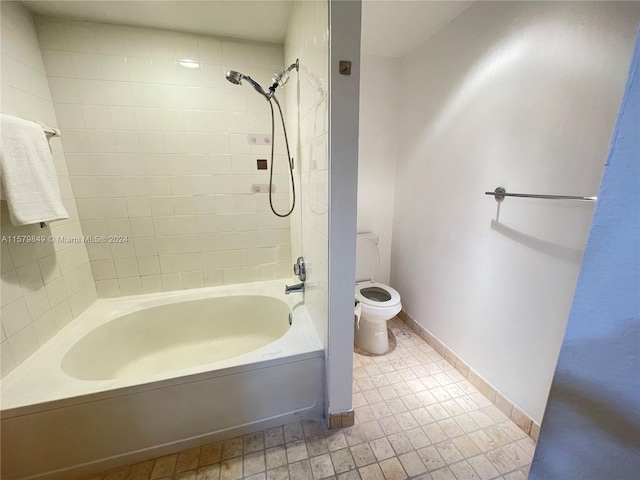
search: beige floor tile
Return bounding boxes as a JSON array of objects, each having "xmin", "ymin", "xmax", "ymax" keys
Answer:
[
  {"xmin": 503, "ymin": 469, "xmax": 528, "ymax": 480},
  {"xmin": 387, "ymin": 432, "xmax": 413, "ymax": 455},
  {"xmin": 244, "ymin": 433, "xmax": 266, "ymax": 454},
  {"xmin": 303, "ymin": 421, "xmax": 324, "ymax": 439},
  {"xmin": 369, "ymin": 402, "xmax": 392, "ymax": 420},
  {"xmin": 350, "ymin": 443, "xmax": 376, "ymax": 467},
  {"xmin": 451, "ymin": 436, "xmax": 481, "ymax": 459},
  {"xmin": 150, "ymin": 454, "xmax": 178, "ymax": 479},
  {"xmin": 286, "ymin": 440, "xmax": 309, "ymax": 463},
  {"xmin": 266, "ymin": 465, "xmax": 290, "ymax": 480},
  {"xmin": 104, "ymin": 467, "xmax": 129, "ymax": 480},
  {"xmin": 467, "ymin": 455, "xmax": 500, "ymax": 480},
  {"xmin": 244, "ymin": 473, "xmax": 266, "ymax": 480},
  {"xmin": 379, "ymin": 457, "xmax": 407, "ymax": 480},
  {"xmin": 378, "ymin": 416, "xmax": 403, "ymax": 436},
  {"xmin": 288, "ymin": 459, "xmax": 313, "ymax": 480},
  {"xmin": 306, "ymin": 437, "xmax": 330, "ymax": 457},
  {"xmin": 468, "ymin": 411, "xmax": 494, "ymax": 429},
  {"xmin": 337, "ymin": 470, "xmax": 361, "ymax": 480},
  {"xmin": 397, "ymin": 451, "xmax": 427, "ymax": 477},
  {"xmin": 358, "ymin": 463, "xmax": 385, "ymax": 480},
  {"xmin": 199, "ymin": 443, "xmax": 222, "ymax": 467},
  {"xmin": 325, "ymin": 431, "xmax": 349, "ymax": 452},
  {"xmin": 176, "ymin": 447, "xmax": 201, "ymax": 473},
  {"xmin": 126, "ymin": 460, "xmax": 154, "ymax": 480},
  {"xmin": 195, "ymin": 463, "xmax": 220, "ymax": 480},
  {"xmin": 438, "ymin": 418, "xmax": 465, "ymax": 439},
  {"xmin": 386, "ymin": 398, "xmax": 407, "ymax": 415},
  {"xmin": 309, "ymin": 454, "xmax": 335, "ymax": 479},
  {"xmin": 453, "ymin": 414, "xmax": 481, "ymax": 434},
  {"xmin": 220, "ymin": 456, "xmax": 242, "ymax": 480},
  {"xmin": 331, "ymin": 449, "xmax": 357, "ymax": 474},
  {"xmin": 344, "ymin": 426, "xmax": 368, "ymax": 446},
  {"xmin": 265, "ymin": 427, "xmax": 286, "ymax": 448},
  {"xmin": 431, "ymin": 467, "xmax": 457, "ymax": 480},
  {"xmin": 221, "ymin": 438, "xmax": 243, "ymax": 460},
  {"xmin": 173, "ymin": 471, "xmax": 197, "ymax": 480},
  {"xmin": 285, "ymin": 423, "xmax": 306, "ymax": 443},
  {"xmin": 266, "ymin": 446, "xmax": 288, "ymax": 470},
  {"xmin": 369, "ymin": 438, "xmax": 395, "ymax": 461},
  {"xmin": 244, "ymin": 451, "xmax": 266, "ymax": 476},
  {"xmin": 359, "ymin": 420, "xmax": 385, "ymax": 441},
  {"xmin": 486, "ymin": 448, "xmax": 517, "ymax": 474},
  {"xmin": 435, "ymin": 441, "xmax": 464, "ymax": 464},
  {"xmin": 405, "ymin": 427, "xmax": 431, "ymax": 449},
  {"xmin": 417, "ymin": 446, "xmax": 446, "ymax": 471},
  {"xmin": 449, "ymin": 460, "xmax": 481, "ymax": 480},
  {"xmin": 423, "ymin": 423, "xmax": 448, "ymax": 444}
]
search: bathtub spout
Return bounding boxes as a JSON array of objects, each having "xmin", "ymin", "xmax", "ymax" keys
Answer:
[{"xmin": 285, "ymin": 282, "xmax": 305, "ymax": 295}]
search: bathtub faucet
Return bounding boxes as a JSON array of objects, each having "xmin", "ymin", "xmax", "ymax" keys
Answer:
[{"xmin": 285, "ymin": 282, "xmax": 305, "ymax": 295}]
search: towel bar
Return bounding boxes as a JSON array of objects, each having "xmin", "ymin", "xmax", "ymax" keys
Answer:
[{"xmin": 485, "ymin": 187, "xmax": 597, "ymax": 202}]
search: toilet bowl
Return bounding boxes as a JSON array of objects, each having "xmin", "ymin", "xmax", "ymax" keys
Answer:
[{"xmin": 355, "ymin": 233, "xmax": 402, "ymax": 355}]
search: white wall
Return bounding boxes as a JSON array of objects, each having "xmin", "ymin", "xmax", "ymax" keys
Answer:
[
  {"xmin": 530, "ymin": 31, "xmax": 640, "ymax": 479},
  {"xmin": 357, "ymin": 53, "xmax": 400, "ymax": 284},
  {"xmin": 0, "ymin": 2, "xmax": 96, "ymax": 378},
  {"xmin": 36, "ymin": 17, "xmax": 293, "ymax": 297},
  {"xmin": 284, "ymin": 1, "xmax": 329, "ymax": 345},
  {"xmin": 391, "ymin": 1, "xmax": 640, "ymax": 422}
]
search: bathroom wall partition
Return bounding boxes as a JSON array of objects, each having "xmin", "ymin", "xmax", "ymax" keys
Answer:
[
  {"xmin": 36, "ymin": 17, "xmax": 295, "ymax": 297},
  {"xmin": 0, "ymin": 2, "xmax": 97, "ymax": 378}
]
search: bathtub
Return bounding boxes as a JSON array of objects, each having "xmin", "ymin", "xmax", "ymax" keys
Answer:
[{"xmin": 0, "ymin": 280, "xmax": 324, "ymax": 480}]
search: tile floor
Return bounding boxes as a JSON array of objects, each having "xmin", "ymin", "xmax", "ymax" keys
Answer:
[{"xmin": 82, "ymin": 319, "xmax": 534, "ymax": 480}]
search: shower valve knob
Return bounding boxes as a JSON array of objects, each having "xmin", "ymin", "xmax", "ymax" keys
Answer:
[{"xmin": 293, "ymin": 257, "xmax": 306, "ymax": 282}]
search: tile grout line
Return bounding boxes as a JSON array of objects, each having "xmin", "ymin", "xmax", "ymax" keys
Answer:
[{"xmin": 397, "ymin": 310, "xmax": 541, "ymax": 442}]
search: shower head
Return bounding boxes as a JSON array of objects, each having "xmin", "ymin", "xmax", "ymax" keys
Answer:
[
  {"xmin": 225, "ymin": 70, "xmax": 268, "ymax": 99},
  {"xmin": 225, "ymin": 70, "xmax": 244, "ymax": 85}
]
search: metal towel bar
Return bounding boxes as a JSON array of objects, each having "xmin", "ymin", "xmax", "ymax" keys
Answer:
[{"xmin": 485, "ymin": 187, "xmax": 597, "ymax": 202}]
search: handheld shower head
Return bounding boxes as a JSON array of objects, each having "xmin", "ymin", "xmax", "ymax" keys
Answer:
[
  {"xmin": 225, "ymin": 70, "xmax": 268, "ymax": 99},
  {"xmin": 225, "ymin": 70, "xmax": 244, "ymax": 85}
]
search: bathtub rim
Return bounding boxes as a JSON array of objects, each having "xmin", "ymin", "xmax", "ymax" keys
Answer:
[{"xmin": 1, "ymin": 279, "xmax": 323, "ymax": 417}]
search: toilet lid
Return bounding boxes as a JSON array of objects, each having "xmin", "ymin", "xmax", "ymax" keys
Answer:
[
  {"xmin": 356, "ymin": 235, "xmax": 380, "ymax": 282},
  {"xmin": 356, "ymin": 281, "xmax": 401, "ymax": 307}
]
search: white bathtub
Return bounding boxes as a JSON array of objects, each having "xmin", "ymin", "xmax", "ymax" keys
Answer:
[{"xmin": 0, "ymin": 280, "xmax": 324, "ymax": 480}]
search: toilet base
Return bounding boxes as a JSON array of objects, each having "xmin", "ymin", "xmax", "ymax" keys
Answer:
[{"xmin": 355, "ymin": 317, "xmax": 389, "ymax": 355}]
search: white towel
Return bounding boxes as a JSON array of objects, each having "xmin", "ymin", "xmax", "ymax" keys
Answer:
[{"xmin": 0, "ymin": 114, "xmax": 69, "ymax": 226}]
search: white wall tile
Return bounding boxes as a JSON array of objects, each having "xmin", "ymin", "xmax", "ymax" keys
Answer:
[
  {"xmin": 37, "ymin": 16, "xmax": 293, "ymax": 301},
  {"xmin": 70, "ymin": 52, "xmax": 102, "ymax": 79},
  {"xmin": 99, "ymin": 55, "xmax": 129, "ymax": 81},
  {"xmin": 65, "ymin": 24, "xmax": 97, "ymax": 53},
  {"xmin": 41, "ymin": 50, "xmax": 74, "ymax": 77},
  {"xmin": 77, "ymin": 79, "xmax": 107, "ymax": 105}
]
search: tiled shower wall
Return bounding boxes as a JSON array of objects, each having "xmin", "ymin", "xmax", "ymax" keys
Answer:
[
  {"xmin": 285, "ymin": 1, "xmax": 329, "ymax": 344},
  {"xmin": 0, "ymin": 3, "xmax": 97, "ymax": 377},
  {"xmin": 36, "ymin": 17, "xmax": 294, "ymax": 297}
]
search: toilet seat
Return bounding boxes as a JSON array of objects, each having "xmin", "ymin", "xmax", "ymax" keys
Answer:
[{"xmin": 356, "ymin": 281, "xmax": 401, "ymax": 308}]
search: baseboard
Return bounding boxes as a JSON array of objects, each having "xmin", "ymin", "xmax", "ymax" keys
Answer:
[
  {"xmin": 398, "ymin": 310, "xmax": 540, "ymax": 442},
  {"xmin": 328, "ymin": 410, "xmax": 355, "ymax": 429}
]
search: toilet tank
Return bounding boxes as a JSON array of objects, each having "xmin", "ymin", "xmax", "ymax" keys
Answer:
[{"xmin": 356, "ymin": 233, "xmax": 380, "ymax": 282}]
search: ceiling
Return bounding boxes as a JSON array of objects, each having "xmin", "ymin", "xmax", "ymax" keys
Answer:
[
  {"xmin": 22, "ymin": 1, "xmax": 294, "ymax": 45},
  {"xmin": 22, "ymin": 1, "xmax": 473, "ymax": 56},
  {"xmin": 361, "ymin": 1, "xmax": 474, "ymax": 58}
]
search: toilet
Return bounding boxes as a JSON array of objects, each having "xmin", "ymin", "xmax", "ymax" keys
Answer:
[{"xmin": 355, "ymin": 233, "xmax": 402, "ymax": 355}]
